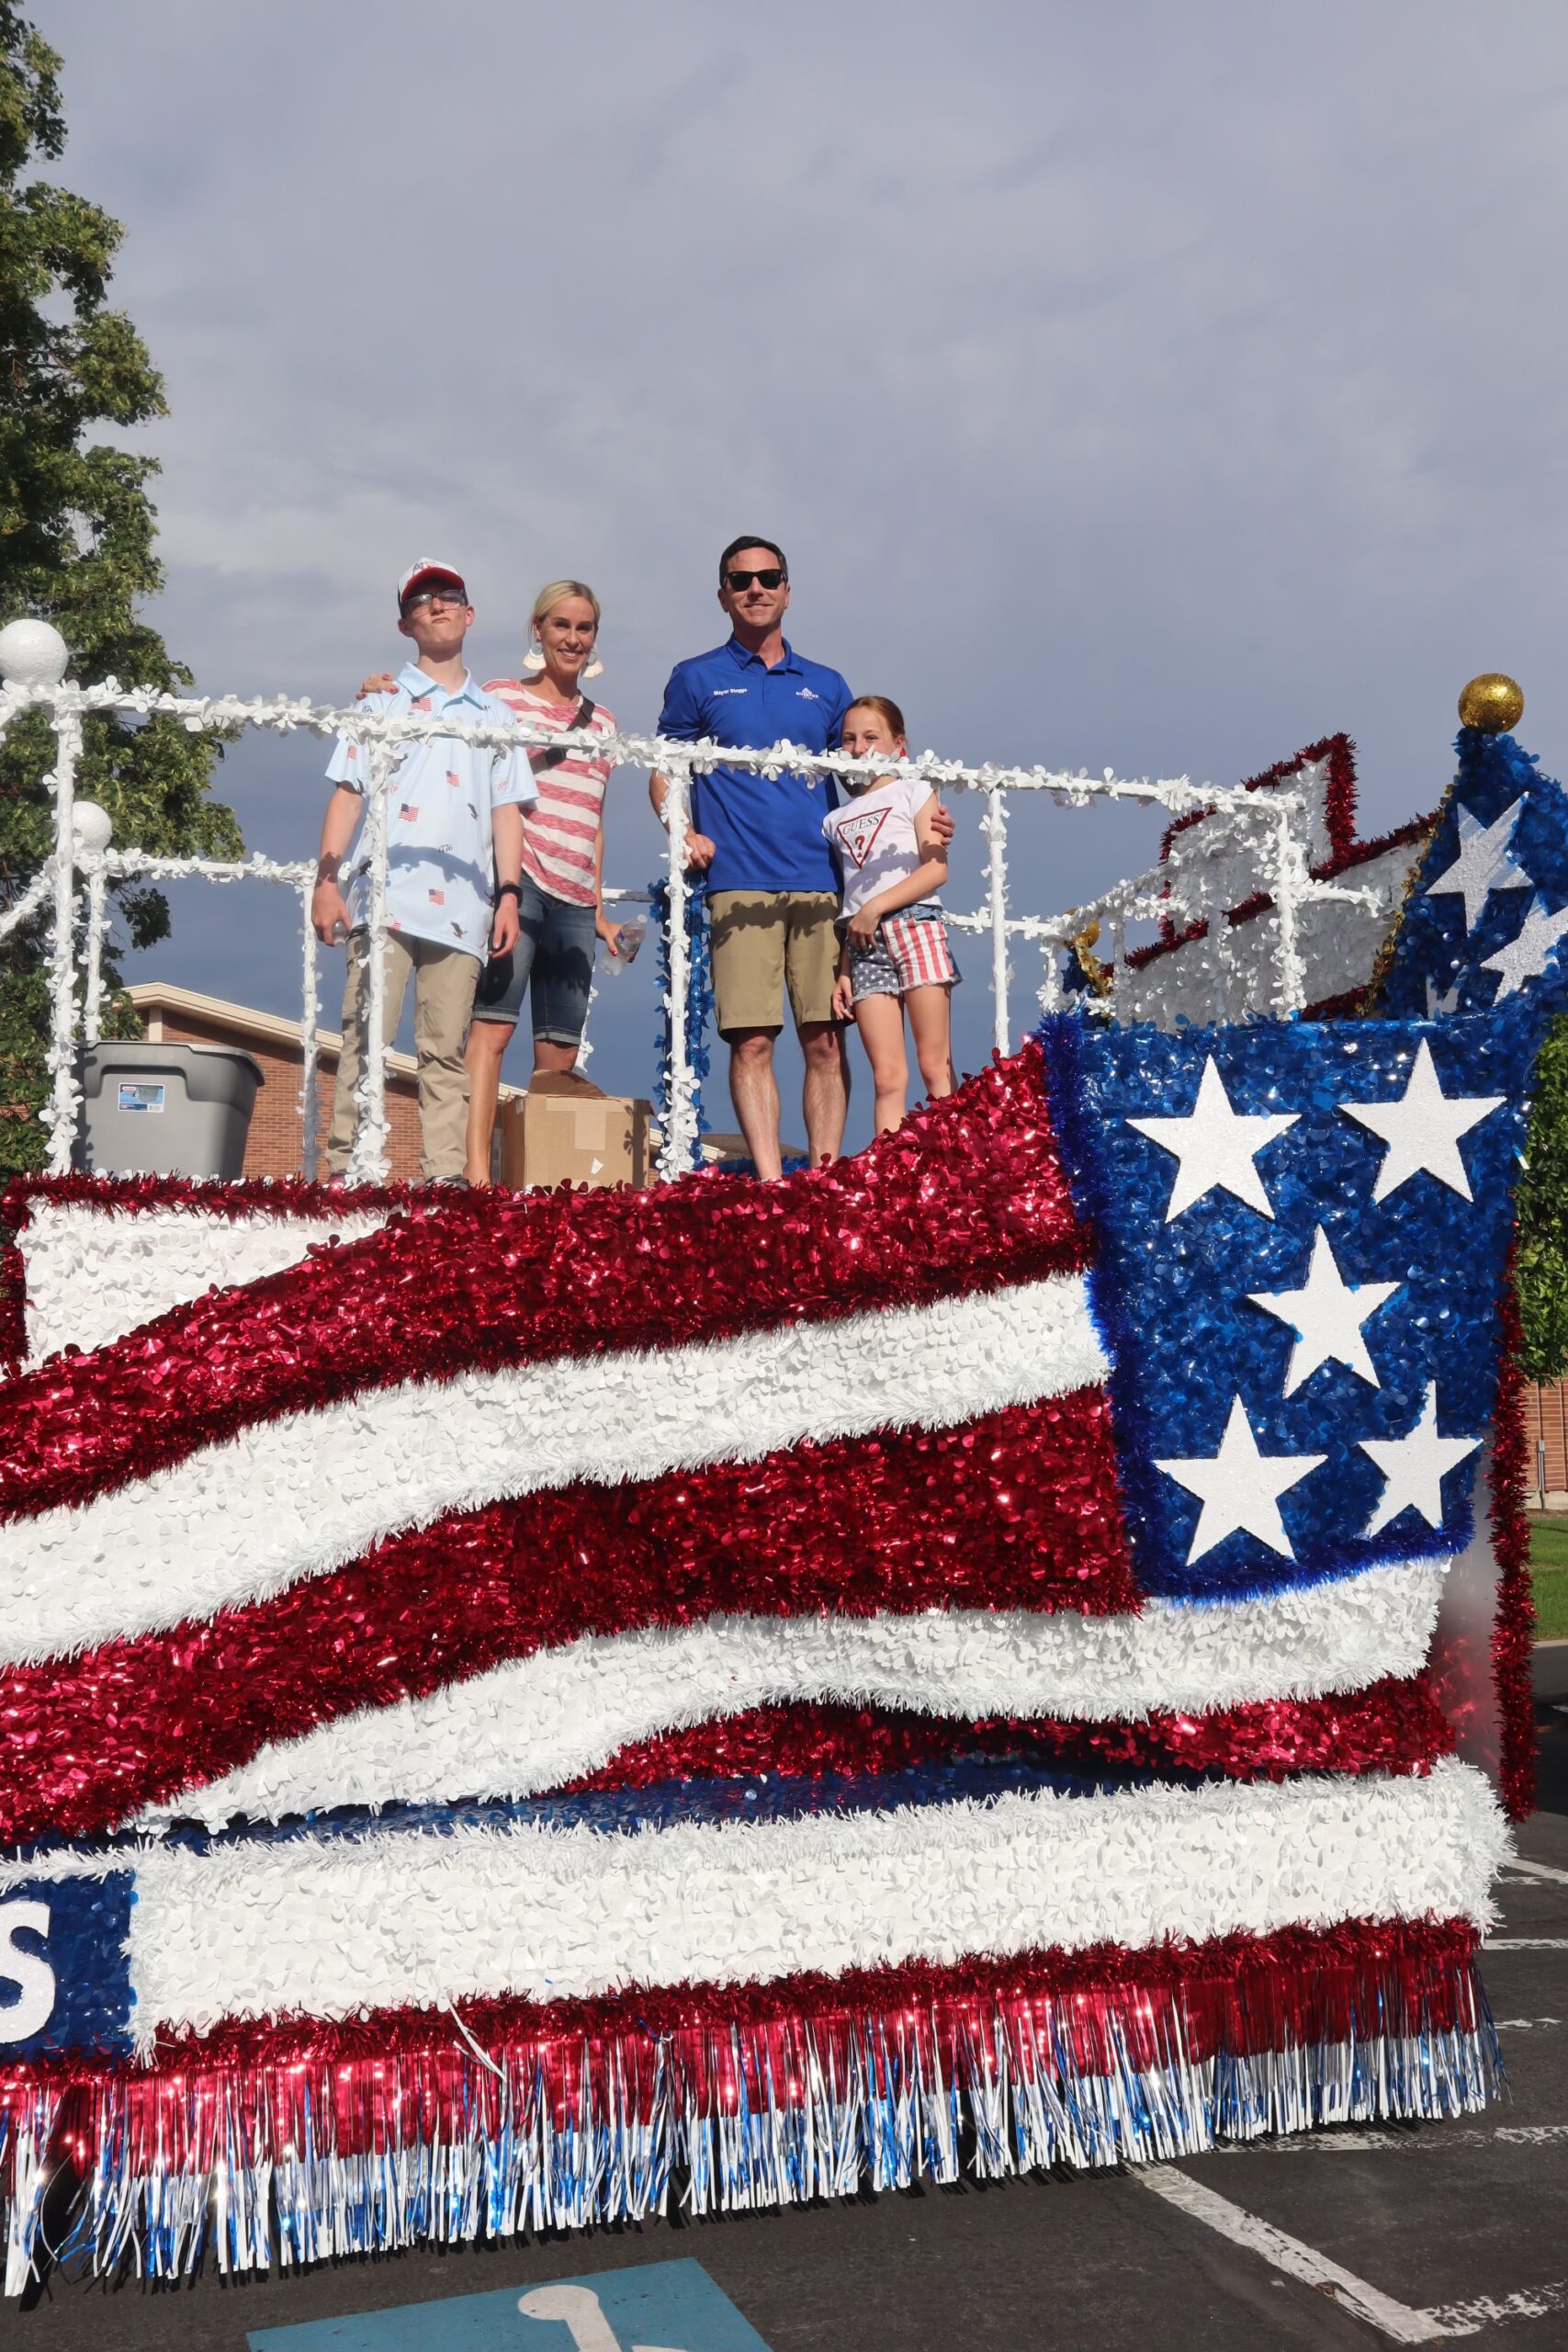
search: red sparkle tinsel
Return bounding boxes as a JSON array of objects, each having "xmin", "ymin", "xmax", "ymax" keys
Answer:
[
  {"xmin": 0, "ymin": 1917, "xmax": 1489, "ymax": 2159},
  {"xmin": 0, "ymin": 1387, "xmax": 1136, "ymax": 1842},
  {"xmin": 562, "ymin": 1679, "xmax": 1454, "ymax": 1794},
  {"xmin": 1491, "ymin": 1269, "xmax": 1537, "ymax": 1820},
  {"xmin": 0, "ymin": 1044, "xmax": 1085, "ymax": 1523}
]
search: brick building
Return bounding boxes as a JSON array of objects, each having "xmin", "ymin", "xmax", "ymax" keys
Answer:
[
  {"xmin": 128, "ymin": 982, "xmax": 525, "ymax": 1184},
  {"xmin": 1522, "ymin": 1378, "xmax": 1568, "ymax": 1511}
]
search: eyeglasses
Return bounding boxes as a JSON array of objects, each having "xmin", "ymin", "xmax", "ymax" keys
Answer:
[
  {"xmin": 723, "ymin": 567, "xmax": 785, "ymax": 592},
  {"xmin": 401, "ymin": 585, "xmax": 468, "ymax": 614}
]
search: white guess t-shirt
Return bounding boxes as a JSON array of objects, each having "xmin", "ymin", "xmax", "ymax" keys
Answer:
[{"xmin": 822, "ymin": 775, "xmax": 941, "ymax": 922}]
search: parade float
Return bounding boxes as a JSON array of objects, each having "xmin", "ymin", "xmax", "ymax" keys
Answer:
[{"xmin": 0, "ymin": 630, "xmax": 1555, "ymax": 2288}]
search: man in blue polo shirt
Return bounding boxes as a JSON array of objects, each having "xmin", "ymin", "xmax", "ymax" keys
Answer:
[{"xmin": 650, "ymin": 537, "xmax": 853, "ymax": 1178}]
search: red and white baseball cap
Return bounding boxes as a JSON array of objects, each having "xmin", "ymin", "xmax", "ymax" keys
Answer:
[{"xmin": 397, "ymin": 559, "xmax": 468, "ymax": 612}]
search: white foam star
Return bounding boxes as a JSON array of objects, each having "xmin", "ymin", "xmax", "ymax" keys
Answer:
[
  {"xmin": 1424, "ymin": 973, "xmax": 1462, "ymax": 1017},
  {"xmin": 1425, "ymin": 798, "xmax": 1530, "ymax": 933},
  {"xmin": 1480, "ymin": 894, "xmax": 1568, "ymax": 1001},
  {"xmin": 1359, "ymin": 1382, "xmax": 1481, "ymax": 1536},
  {"xmin": 1248, "ymin": 1227, "xmax": 1399, "ymax": 1396},
  {"xmin": 1338, "ymin": 1038, "xmax": 1504, "ymax": 1203},
  {"xmin": 1126, "ymin": 1057, "xmax": 1298, "ymax": 1223},
  {"xmin": 1156, "ymin": 1396, "xmax": 1326, "ymax": 1563}
]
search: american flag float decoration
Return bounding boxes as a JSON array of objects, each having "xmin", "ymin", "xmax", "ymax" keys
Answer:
[{"xmin": 0, "ymin": 716, "xmax": 1562, "ymax": 2288}]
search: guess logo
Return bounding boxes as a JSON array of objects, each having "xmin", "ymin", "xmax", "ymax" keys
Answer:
[{"xmin": 834, "ymin": 806, "xmax": 890, "ymax": 868}]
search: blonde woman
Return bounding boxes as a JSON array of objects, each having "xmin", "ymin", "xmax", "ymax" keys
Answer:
[{"xmin": 357, "ymin": 579, "xmax": 621, "ymax": 1185}]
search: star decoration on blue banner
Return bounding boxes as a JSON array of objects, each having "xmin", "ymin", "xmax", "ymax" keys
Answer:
[
  {"xmin": 1042, "ymin": 1002, "xmax": 1540, "ymax": 1600},
  {"xmin": 1382, "ymin": 726, "xmax": 1568, "ymax": 1019}
]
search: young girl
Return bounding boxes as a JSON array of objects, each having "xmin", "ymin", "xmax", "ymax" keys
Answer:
[{"xmin": 822, "ymin": 696, "xmax": 958, "ymax": 1135}]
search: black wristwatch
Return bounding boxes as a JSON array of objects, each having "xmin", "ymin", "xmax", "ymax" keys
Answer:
[{"xmin": 496, "ymin": 881, "xmax": 521, "ymax": 902}]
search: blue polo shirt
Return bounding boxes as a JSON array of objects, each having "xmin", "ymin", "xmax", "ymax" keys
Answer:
[{"xmin": 657, "ymin": 637, "xmax": 852, "ymax": 894}]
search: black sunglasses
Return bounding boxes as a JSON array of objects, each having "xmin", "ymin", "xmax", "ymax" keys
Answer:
[{"xmin": 724, "ymin": 567, "xmax": 785, "ymax": 592}]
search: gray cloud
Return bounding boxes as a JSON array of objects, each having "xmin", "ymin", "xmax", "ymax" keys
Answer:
[{"xmin": 40, "ymin": 0, "xmax": 1568, "ymax": 1120}]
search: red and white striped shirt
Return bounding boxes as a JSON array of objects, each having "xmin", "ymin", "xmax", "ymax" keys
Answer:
[{"xmin": 483, "ymin": 679, "xmax": 615, "ymax": 909}]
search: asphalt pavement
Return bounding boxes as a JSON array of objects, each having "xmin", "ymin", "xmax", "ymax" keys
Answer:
[{"xmin": 13, "ymin": 1713, "xmax": 1568, "ymax": 2350}]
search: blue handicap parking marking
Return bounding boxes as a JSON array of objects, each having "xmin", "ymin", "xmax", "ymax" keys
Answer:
[{"xmin": 246, "ymin": 2255, "xmax": 773, "ymax": 2351}]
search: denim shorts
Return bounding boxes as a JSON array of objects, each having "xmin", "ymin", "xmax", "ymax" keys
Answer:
[
  {"xmin": 845, "ymin": 899, "xmax": 961, "ymax": 1005},
  {"xmin": 470, "ymin": 877, "xmax": 598, "ymax": 1046}
]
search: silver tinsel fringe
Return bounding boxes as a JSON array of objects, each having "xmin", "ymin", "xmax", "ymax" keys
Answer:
[{"xmin": 2, "ymin": 2005, "xmax": 1502, "ymax": 2290}]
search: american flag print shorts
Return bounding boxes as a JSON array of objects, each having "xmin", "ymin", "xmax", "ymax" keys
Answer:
[{"xmin": 847, "ymin": 899, "xmax": 961, "ymax": 1003}]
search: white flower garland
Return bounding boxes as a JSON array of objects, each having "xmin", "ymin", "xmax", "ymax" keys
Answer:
[
  {"xmin": 15, "ymin": 1203, "xmax": 388, "ymax": 1365},
  {"xmin": 141, "ymin": 1562, "xmax": 1449, "ymax": 1830},
  {"xmin": 0, "ymin": 1758, "xmax": 1503, "ymax": 2046},
  {"xmin": 4, "ymin": 670, "xmax": 1364, "ymax": 1172}
]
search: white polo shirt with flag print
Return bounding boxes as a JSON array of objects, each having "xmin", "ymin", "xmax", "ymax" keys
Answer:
[{"xmin": 326, "ymin": 664, "xmax": 536, "ymax": 959}]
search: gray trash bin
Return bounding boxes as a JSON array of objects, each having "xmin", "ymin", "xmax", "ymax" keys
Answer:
[{"xmin": 73, "ymin": 1041, "xmax": 265, "ymax": 1180}]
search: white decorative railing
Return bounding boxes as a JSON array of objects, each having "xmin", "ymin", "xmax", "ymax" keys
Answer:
[{"xmin": 0, "ymin": 625, "xmax": 1404, "ymax": 1185}]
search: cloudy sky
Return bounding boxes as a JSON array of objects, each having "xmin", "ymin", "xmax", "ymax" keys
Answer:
[{"xmin": 43, "ymin": 0, "xmax": 1568, "ymax": 1130}]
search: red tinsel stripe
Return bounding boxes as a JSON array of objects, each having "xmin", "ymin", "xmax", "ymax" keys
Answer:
[
  {"xmin": 560, "ymin": 1678, "xmax": 1455, "ymax": 1793},
  {"xmin": 1491, "ymin": 1272, "xmax": 1537, "ymax": 1820},
  {"xmin": 0, "ymin": 1044, "xmax": 1089, "ymax": 1524},
  {"xmin": 0, "ymin": 1388, "xmax": 1134, "ymax": 1842},
  {"xmin": 0, "ymin": 1919, "xmax": 1486, "ymax": 2154},
  {"xmin": 0, "ymin": 1234, "xmax": 22, "ymax": 1379}
]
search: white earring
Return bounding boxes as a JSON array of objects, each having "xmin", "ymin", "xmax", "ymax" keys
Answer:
[
  {"xmin": 582, "ymin": 654, "xmax": 604, "ymax": 679},
  {"xmin": 521, "ymin": 639, "xmax": 546, "ymax": 673}
]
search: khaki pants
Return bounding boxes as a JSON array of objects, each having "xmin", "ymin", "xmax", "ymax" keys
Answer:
[
  {"xmin": 707, "ymin": 891, "xmax": 840, "ymax": 1035},
  {"xmin": 327, "ymin": 931, "xmax": 479, "ymax": 1181}
]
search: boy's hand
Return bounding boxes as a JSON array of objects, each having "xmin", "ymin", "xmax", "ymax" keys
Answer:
[
  {"xmin": 311, "ymin": 879, "xmax": 352, "ymax": 945},
  {"xmin": 928, "ymin": 801, "xmax": 955, "ymax": 846},
  {"xmin": 491, "ymin": 896, "xmax": 522, "ymax": 957},
  {"xmin": 356, "ymin": 673, "xmax": 397, "ymax": 700},
  {"xmin": 831, "ymin": 973, "xmax": 854, "ymax": 1022},
  {"xmin": 682, "ymin": 829, "xmax": 716, "ymax": 872}
]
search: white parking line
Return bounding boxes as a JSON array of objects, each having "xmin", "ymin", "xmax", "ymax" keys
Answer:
[
  {"xmin": 1483, "ymin": 1938, "xmax": 1568, "ymax": 1950},
  {"xmin": 1205, "ymin": 2120, "xmax": 1568, "ymax": 2158},
  {"xmin": 1426, "ymin": 2282, "xmax": 1568, "ymax": 2333},
  {"xmin": 1495, "ymin": 2016, "xmax": 1562, "ymax": 2030},
  {"xmin": 1133, "ymin": 2165, "xmax": 1470, "ymax": 2339},
  {"xmin": 1500, "ymin": 1859, "xmax": 1568, "ymax": 1886}
]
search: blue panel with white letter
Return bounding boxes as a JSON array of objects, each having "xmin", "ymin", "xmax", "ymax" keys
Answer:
[
  {"xmin": 248, "ymin": 2256, "xmax": 773, "ymax": 2349},
  {"xmin": 0, "ymin": 1874, "xmax": 134, "ymax": 2056}
]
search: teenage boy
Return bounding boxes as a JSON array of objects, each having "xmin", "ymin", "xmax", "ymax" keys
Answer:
[
  {"xmin": 649, "ymin": 537, "xmax": 854, "ymax": 1179},
  {"xmin": 312, "ymin": 560, "xmax": 534, "ymax": 1182}
]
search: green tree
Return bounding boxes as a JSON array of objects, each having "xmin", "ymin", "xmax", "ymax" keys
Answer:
[
  {"xmin": 0, "ymin": 4, "xmax": 240, "ymax": 1172},
  {"xmin": 1517, "ymin": 1016, "xmax": 1568, "ymax": 1384}
]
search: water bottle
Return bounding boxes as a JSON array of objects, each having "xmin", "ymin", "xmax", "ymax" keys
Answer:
[{"xmin": 602, "ymin": 915, "xmax": 646, "ymax": 976}]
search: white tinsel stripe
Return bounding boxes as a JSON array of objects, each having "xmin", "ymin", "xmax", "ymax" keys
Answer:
[
  {"xmin": 0, "ymin": 1274, "xmax": 1107, "ymax": 1665},
  {"xmin": 28, "ymin": 1759, "xmax": 1501, "ymax": 2045},
  {"xmin": 140, "ymin": 1562, "xmax": 1449, "ymax": 1828},
  {"xmin": 14, "ymin": 1204, "xmax": 388, "ymax": 1367}
]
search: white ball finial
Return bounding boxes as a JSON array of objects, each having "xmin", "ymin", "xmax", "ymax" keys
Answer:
[
  {"xmin": 72, "ymin": 801, "xmax": 113, "ymax": 856},
  {"xmin": 0, "ymin": 618, "xmax": 69, "ymax": 688}
]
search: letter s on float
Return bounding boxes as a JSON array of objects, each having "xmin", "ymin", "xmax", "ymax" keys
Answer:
[{"xmin": 0, "ymin": 1902, "xmax": 55, "ymax": 2041}]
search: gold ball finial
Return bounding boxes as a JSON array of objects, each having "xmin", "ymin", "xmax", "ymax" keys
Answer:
[{"xmin": 1458, "ymin": 673, "xmax": 1524, "ymax": 734}]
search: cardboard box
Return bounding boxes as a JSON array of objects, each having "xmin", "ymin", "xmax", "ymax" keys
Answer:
[{"xmin": 498, "ymin": 1070, "xmax": 651, "ymax": 1190}]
